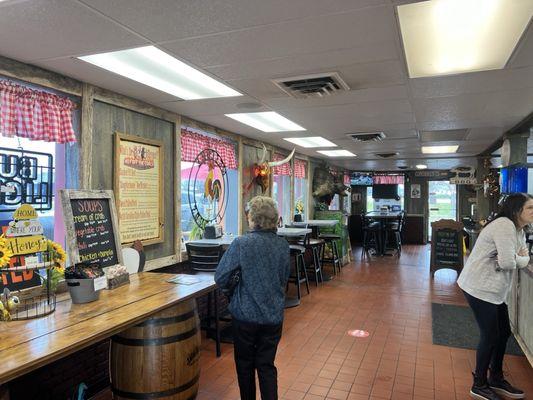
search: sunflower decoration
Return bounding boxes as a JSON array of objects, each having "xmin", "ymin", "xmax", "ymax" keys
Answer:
[
  {"xmin": 0, "ymin": 235, "xmax": 13, "ymax": 269},
  {"xmin": 45, "ymin": 240, "xmax": 67, "ymax": 268}
]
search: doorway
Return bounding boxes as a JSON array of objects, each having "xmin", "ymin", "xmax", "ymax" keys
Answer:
[{"xmin": 428, "ymin": 181, "xmax": 457, "ymax": 239}]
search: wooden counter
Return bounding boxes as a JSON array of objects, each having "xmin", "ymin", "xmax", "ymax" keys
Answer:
[{"xmin": 0, "ymin": 272, "xmax": 216, "ymax": 385}]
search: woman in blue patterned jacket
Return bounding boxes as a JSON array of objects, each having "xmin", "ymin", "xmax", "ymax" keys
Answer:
[{"xmin": 215, "ymin": 196, "xmax": 290, "ymax": 400}]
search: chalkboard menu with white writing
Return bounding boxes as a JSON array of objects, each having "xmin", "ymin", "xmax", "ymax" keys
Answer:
[
  {"xmin": 60, "ymin": 190, "xmax": 123, "ymax": 268},
  {"xmin": 430, "ymin": 219, "xmax": 464, "ymax": 277}
]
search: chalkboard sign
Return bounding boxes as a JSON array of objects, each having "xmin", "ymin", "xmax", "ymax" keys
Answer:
[
  {"xmin": 430, "ymin": 219, "xmax": 464, "ymax": 277},
  {"xmin": 60, "ymin": 190, "xmax": 123, "ymax": 268}
]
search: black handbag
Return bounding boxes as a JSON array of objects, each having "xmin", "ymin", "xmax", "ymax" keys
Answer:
[{"xmin": 221, "ymin": 268, "xmax": 241, "ymax": 298}]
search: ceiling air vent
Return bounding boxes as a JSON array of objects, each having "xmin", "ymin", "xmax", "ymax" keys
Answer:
[
  {"xmin": 375, "ymin": 152, "xmax": 399, "ymax": 158},
  {"xmin": 347, "ymin": 132, "xmax": 386, "ymax": 142},
  {"xmin": 272, "ymin": 72, "xmax": 349, "ymax": 98}
]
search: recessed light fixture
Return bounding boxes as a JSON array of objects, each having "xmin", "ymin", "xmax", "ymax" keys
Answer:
[
  {"xmin": 317, "ymin": 150, "xmax": 356, "ymax": 157},
  {"xmin": 416, "ymin": 164, "xmax": 428, "ymax": 169},
  {"xmin": 421, "ymin": 145, "xmax": 459, "ymax": 154},
  {"xmin": 78, "ymin": 46, "xmax": 242, "ymax": 100},
  {"xmin": 225, "ymin": 112, "xmax": 306, "ymax": 132},
  {"xmin": 397, "ymin": 0, "xmax": 533, "ymax": 78},
  {"xmin": 283, "ymin": 136, "xmax": 337, "ymax": 148}
]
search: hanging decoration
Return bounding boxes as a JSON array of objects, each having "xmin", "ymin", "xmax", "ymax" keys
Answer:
[
  {"xmin": 188, "ymin": 149, "xmax": 229, "ymax": 229},
  {"xmin": 312, "ymin": 165, "xmax": 351, "ymax": 206},
  {"xmin": 244, "ymin": 144, "xmax": 295, "ymax": 194},
  {"xmin": 482, "ymin": 158, "xmax": 500, "ymax": 198},
  {"xmin": 0, "ymin": 80, "xmax": 77, "ymax": 143},
  {"xmin": 0, "ymin": 146, "xmax": 54, "ymax": 212}
]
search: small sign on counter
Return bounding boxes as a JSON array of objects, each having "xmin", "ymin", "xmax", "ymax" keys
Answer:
[{"xmin": 430, "ymin": 219, "xmax": 464, "ymax": 277}]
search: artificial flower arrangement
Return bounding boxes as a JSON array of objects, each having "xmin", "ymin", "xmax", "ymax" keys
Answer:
[
  {"xmin": 41, "ymin": 239, "xmax": 67, "ymax": 292},
  {"xmin": 295, "ymin": 198, "xmax": 305, "ymax": 215}
]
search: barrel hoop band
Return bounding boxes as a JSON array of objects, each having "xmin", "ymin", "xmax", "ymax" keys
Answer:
[
  {"xmin": 112, "ymin": 326, "xmax": 198, "ymax": 346},
  {"xmin": 111, "ymin": 374, "xmax": 199, "ymax": 399},
  {"xmin": 136, "ymin": 310, "xmax": 196, "ymax": 327}
]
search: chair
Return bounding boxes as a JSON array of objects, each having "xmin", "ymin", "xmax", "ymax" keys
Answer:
[
  {"xmin": 361, "ymin": 214, "xmax": 382, "ymax": 258},
  {"xmin": 121, "ymin": 247, "xmax": 140, "ymax": 274},
  {"xmin": 384, "ymin": 212, "xmax": 405, "ymax": 256},
  {"xmin": 298, "ymin": 230, "xmax": 324, "ymax": 286},
  {"xmin": 185, "ymin": 243, "xmax": 224, "ymax": 272},
  {"xmin": 287, "ymin": 245, "xmax": 309, "ymax": 299},
  {"xmin": 185, "ymin": 243, "xmax": 224, "ymax": 357}
]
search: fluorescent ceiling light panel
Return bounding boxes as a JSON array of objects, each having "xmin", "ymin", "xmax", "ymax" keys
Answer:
[
  {"xmin": 416, "ymin": 164, "xmax": 428, "ymax": 169},
  {"xmin": 78, "ymin": 46, "xmax": 241, "ymax": 100},
  {"xmin": 397, "ymin": 0, "xmax": 533, "ymax": 78},
  {"xmin": 421, "ymin": 145, "xmax": 459, "ymax": 154},
  {"xmin": 283, "ymin": 136, "xmax": 337, "ymax": 148},
  {"xmin": 317, "ymin": 150, "xmax": 356, "ymax": 157},
  {"xmin": 225, "ymin": 112, "xmax": 305, "ymax": 132}
]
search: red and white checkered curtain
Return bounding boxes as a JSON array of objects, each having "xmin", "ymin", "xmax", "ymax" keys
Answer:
[
  {"xmin": 180, "ymin": 128, "xmax": 238, "ymax": 169},
  {"xmin": 271, "ymin": 153, "xmax": 292, "ymax": 176},
  {"xmin": 294, "ymin": 159, "xmax": 307, "ymax": 179},
  {"xmin": 0, "ymin": 80, "xmax": 77, "ymax": 143},
  {"xmin": 373, "ymin": 174, "xmax": 404, "ymax": 184}
]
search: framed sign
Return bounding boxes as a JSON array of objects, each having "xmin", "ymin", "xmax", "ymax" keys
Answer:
[
  {"xmin": 430, "ymin": 219, "xmax": 464, "ymax": 277},
  {"xmin": 410, "ymin": 184, "xmax": 421, "ymax": 199},
  {"xmin": 60, "ymin": 189, "xmax": 123, "ymax": 268},
  {"xmin": 114, "ymin": 132, "xmax": 164, "ymax": 245}
]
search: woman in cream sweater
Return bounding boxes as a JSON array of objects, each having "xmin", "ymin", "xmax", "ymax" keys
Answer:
[{"xmin": 458, "ymin": 193, "xmax": 533, "ymax": 400}]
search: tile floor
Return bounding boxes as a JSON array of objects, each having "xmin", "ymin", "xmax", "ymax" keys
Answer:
[{"xmin": 196, "ymin": 245, "xmax": 533, "ymax": 400}]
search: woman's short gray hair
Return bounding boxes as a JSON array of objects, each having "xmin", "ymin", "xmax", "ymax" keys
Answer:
[{"xmin": 247, "ymin": 196, "xmax": 279, "ymax": 230}]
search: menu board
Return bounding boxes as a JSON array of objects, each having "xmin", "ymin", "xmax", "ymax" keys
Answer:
[
  {"xmin": 114, "ymin": 132, "xmax": 163, "ymax": 245},
  {"xmin": 430, "ymin": 220, "xmax": 464, "ymax": 276},
  {"xmin": 60, "ymin": 190, "xmax": 123, "ymax": 268}
]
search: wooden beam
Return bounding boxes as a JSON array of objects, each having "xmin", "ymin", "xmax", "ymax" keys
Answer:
[
  {"xmin": 0, "ymin": 55, "xmax": 82, "ymax": 96},
  {"xmin": 92, "ymin": 86, "xmax": 178, "ymax": 123},
  {"xmin": 238, "ymin": 136, "xmax": 244, "ymax": 235},
  {"xmin": 174, "ymin": 116, "xmax": 182, "ymax": 260},
  {"xmin": 80, "ymin": 83, "xmax": 94, "ymax": 189}
]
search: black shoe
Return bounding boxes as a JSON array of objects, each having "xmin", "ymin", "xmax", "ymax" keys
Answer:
[
  {"xmin": 488, "ymin": 377, "xmax": 525, "ymax": 399},
  {"xmin": 470, "ymin": 384, "xmax": 503, "ymax": 400}
]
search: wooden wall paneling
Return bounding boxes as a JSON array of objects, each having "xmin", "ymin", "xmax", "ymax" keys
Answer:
[
  {"xmin": 174, "ymin": 117, "xmax": 182, "ymax": 260},
  {"xmin": 92, "ymin": 86, "xmax": 177, "ymax": 123},
  {"xmin": 238, "ymin": 137, "xmax": 244, "ymax": 235},
  {"xmin": 80, "ymin": 83, "xmax": 94, "ymax": 189},
  {"xmin": 516, "ymin": 269, "xmax": 533, "ymax": 366},
  {"xmin": 91, "ymin": 101, "xmax": 176, "ymax": 264},
  {"xmin": 0, "ymin": 55, "xmax": 82, "ymax": 96},
  {"xmin": 290, "ymin": 157, "xmax": 295, "ymax": 220}
]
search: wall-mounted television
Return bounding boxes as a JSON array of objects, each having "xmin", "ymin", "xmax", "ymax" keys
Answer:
[
  {"xmin": 500, "ymin": 164, "xmax": 527, "ymax": 194},
  {"xmin": 351, "ymin": 173, "xmax": 373, "ymax": 186},
  {"xmin": 372, "ymin": 184, "xmax": 398, "ymax": 199}
]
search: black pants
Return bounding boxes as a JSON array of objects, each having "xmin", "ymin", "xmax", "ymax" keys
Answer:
[
  {"xmin": 232, "ymin": 319, "xmax": 283, "ymax": 400},
  {"xmin": 463, "ymin": 291, "xmax": 511, "ymax": 379}
]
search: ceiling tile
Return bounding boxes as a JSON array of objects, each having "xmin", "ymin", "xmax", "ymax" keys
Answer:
[
  {"xmin": 420, "ymin": 129, "xmax": 468, "ymax": 142},
  {"xmin": 0, "ymin": 0, "xmax": 146, "ymax": 62},
  {"xmin": 160, "ymin": 6, "xmax": 397, "ymax": 67},
  {"xmin": 412, "ymin": 94, "xmax": 489, "ymax": 123},
  {"xmin": 82, "ymin": 0, "xmax": 390, "ymax": 43}
]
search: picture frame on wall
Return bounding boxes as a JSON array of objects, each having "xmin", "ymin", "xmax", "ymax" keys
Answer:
[
  {"xmin": 114, "ymin": 132, "xmax": 164, "ymax": 246},
  {"xmin": 410, "ymin": 184, "xmax": 421, "ymax": 199}
]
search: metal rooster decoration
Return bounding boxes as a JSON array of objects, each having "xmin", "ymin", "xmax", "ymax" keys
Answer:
[
  {"xmin": 245, "ymin": 144, "xmax": 295, "ymax": 193},
  {"xmin": 203, "ymin": 160, "xmax": 222, "ymax": 202}
]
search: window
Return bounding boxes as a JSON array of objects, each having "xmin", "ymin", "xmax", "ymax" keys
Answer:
[
  {"xmin": 179, "ymin": 128, "xmax": 238, "ymax": 240},
  {"xmin": 329, "ymin": 194, "xmax": 340, "ymax": 210},
  {"xmin": 294, "ymin": 159, "xmax": 308, "ymax": 220},
  {"xmin": 366, "ymin": 187, "xmax": 374, "ymax": 211},
  {"xmin": 272, "ymin": 174, "xmax": 291, "ymax": 225},
  {"xmin": 0, "ymin": 136, "xmax": 67, "ymax": 245}
]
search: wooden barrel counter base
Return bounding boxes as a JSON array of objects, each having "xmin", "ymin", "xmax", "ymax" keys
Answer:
[{"xmin": 110, "ymin": 299, "xmax": 201, "ymax": 400}]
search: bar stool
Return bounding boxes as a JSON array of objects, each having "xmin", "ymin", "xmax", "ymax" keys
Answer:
[
  {"xmin": 384, "ymin": 212, "xmax": 404, "ymax": 257},
  {"xmin": 298, "ymin": 231, "xmax": 324, "ymax": 286},
  {"xmin": 361, "ymin": 214, "xmax": 382, "ymax": 258},
  {"xmin": 185, "ymin": 243, "xmax": 224, "ymax": 357},
  {"xmin": 287, "ymin": 245, "xmax": 310, "ymax": 299},
  {"xmin": 319, "ymin": 233, "xmax": 341, "ymax": 275}
]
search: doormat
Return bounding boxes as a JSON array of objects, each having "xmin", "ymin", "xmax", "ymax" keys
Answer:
[{"xmin": 431, "ymin": 303, "xmax": 524, "ymax": 356}]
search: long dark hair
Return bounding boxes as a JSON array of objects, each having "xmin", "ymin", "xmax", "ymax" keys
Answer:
[{"xmin": 487, "ymin": 193, "xmax": 533, "ymax": 227}]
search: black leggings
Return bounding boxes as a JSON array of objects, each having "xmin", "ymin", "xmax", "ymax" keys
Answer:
[
  {"xmin": 232, "ymin": 319, "xmax": 283, "ymax": 400},
  {"xmin": 463, "ymin": 291, "xmax": 511, "ymax": 378}
]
